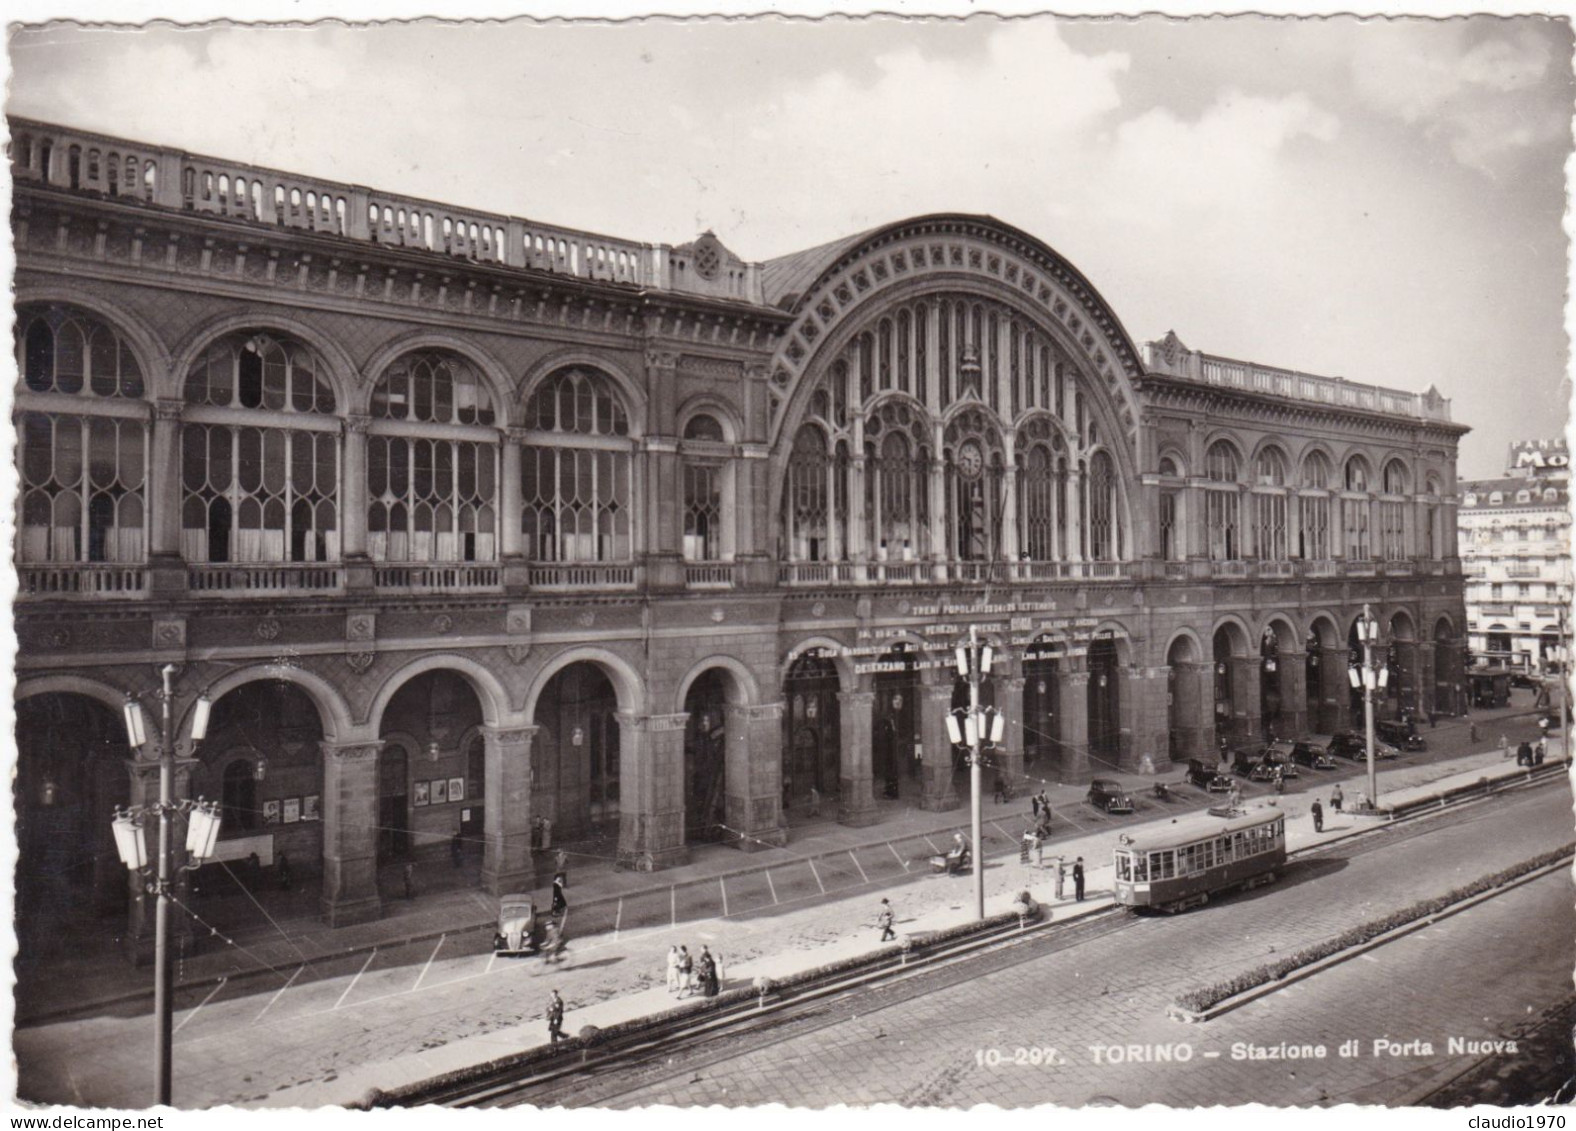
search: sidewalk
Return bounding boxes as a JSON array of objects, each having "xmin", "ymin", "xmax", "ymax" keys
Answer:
[{"xmin": 15, "ymin": 698, "xmax": 1555, "ymax": 1028}]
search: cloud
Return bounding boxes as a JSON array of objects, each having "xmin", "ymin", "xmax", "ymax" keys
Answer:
[{"xmin": 1349, "ymin": 21, "xmax": 1569, "ymax": 173}]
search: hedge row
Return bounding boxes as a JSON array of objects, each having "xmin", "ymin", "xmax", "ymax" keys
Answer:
[
  {"xmin": 364, "ymin": 901, "xmax": 1040, "ymax": 1107},
  {"xmin": 1173, "ymin": 845, "xmax": 1574, "ymax": 1015}
]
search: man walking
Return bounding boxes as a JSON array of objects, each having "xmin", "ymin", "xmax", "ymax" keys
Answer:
[
  {"xmin": 551, "ymin": 871, "xmax": 569, "ymax": 917},
  {"xmin": 1311, "ymin": 798, "xmax": 1324, "ymax": 833},
  {"xmin": 1331, "ymin": 784, "xmax": 1344, "ymax": 813},
  {"xmin": 877, "ymin": 898, "xmax": 896, "ymax": 942},
  {"xmin": 1073, "ymin": 856, "xmax": 1085, "ymax": 902},
  {"xmin": 546, "ymin": 989, "xmax": 566, "ymax": 1045}
]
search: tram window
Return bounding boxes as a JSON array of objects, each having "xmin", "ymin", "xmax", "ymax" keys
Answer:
[
  {"xmin": 1153, "ymin": 850, "xmax": 1175, "ymax": 879},
  {"xmin": 1132, "ymin": 854, "xmax": 1148, "ymax": 881},
  {"xmin": 1116, "ymin": 854, "xmax": 1129, "ymax": 882}
]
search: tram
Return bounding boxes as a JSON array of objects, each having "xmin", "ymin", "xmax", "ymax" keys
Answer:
[{"xmin": 1112, "ymin": 807, "xmax": 1285, "ymax": 914}]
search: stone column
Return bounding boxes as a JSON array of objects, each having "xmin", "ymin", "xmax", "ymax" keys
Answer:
[
  {"xmin": 1066, "ymin": 465, "xmax": 1084, "ymax": 563},
  {"xmin": 918, "ymin": 677, "xmax": 960, "ymax": 811},
  {"xmin": 148, "ymin": 398, "xmax": 188, "ymax": 596},
  {"xmin": 924, "ymin": 298, "xmax": 941, "ymax": 409},
  {"xmin": 1127, "ymin": 666, "xmax": 1169, "ymax": 772},
  {"xmin": 1168, "ymin": 661, "xmax": 1204, "ymax": 763},
  {"xmin": 1277, "ymin": 650, "xmax": 1309, "ymax": 739},
  {"xmin": 849, "ymin": 454, "xmax": 868, "ymax": 581},
  {"xmin": 1059, "ymin": 668, "xmax": 1092, "ymax": 783},
  {"xmin": 1228, "ymin": 656, "xmax": 1262, "ymax": 743},
  {"xmin": 616, "ymin": 712, "xmax": 689, "ymax": 868},
  {"xmin": 1000, "ymin": 435, "xmax": 1020, "ymax": 566},
  {"xmin": 341, "ymin": 414, "xmax": 373, "ymax": 590},
  {"xmin": 836, "ymin": 689, "xmax": 879, "ymax": 826},
  {"xmin": 929, "ymin": 424, "xmax": 948, "ymax": 579},
  {"xmin": 725, "ymin": 701, "xmax": 787, "ymax": 850},
  {"xmin": 997, "ymin": 675, "xmax": 1026, "ymax": 784},
  {"xmin": 1418, "ymin": 642, "xmax": 1438, "ymax": 719},
  {"xmin": 480, "ymin": 725, "xmax": 536, "ymax": 895},
  {"xmin": 1320, "ymin": 645, "xmax": 1355, "ymax": 733},
  {"xmin": 320, "ymin": 740, "xmax": 383, "ymax": 927}
]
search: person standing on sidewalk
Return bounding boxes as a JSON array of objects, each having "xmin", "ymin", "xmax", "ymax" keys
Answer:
[
  {"xmin": 1054, "ymin": 857, "xmax": 1066, "ymax": 901},
  {"xmin": 1331, "ymin": 784, "xmax": 1344, "ymax": 813},
  {"xmin": 1311, "ymin": 798, "xmax": 1324, "ymax": 833},
  {"xmin": 666, "ymin": 945, "xmax": 681, "ymax": 994},
  {"xmin": 551, "ymin": 872, "xmax": 569, "ymax": 918},
  {"xmin": 1073, "ymin": 857, "xmax": 1085, "ymax": 902},
  {"xmin": 546, "ymin": 989, "xmax": 566, "ymax": 1045},
  {"xmin": 1469, "ymin": 721, "xmax": 1479, "ymax": 743},
  {"xmin": 677, "ymin": 945, "xmax": 694, "ymax": 998},
  {"xmin": 877, "ymin": 898, "xmax": 896, "ymax": 941},
  {"xmin": 402, "ymin": 861, "xmax": 416, "ymax": 901}
]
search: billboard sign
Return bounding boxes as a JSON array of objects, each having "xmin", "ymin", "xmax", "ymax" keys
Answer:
[{"xmin": 1508, "ymin": 439, "xmax": 1569, "ymax": 472}]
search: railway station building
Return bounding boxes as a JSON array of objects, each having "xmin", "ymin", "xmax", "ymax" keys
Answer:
[{"xmin": 10, "ymin": 117, "xmax": 1470, "ymax": 950}]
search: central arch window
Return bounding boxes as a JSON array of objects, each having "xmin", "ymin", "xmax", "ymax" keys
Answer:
[
  {"xmin": 865, "ymin": 399, "xmax": 930, "ymax": 561},
  {"xmin": 1017, "ymin": 416, "xmax": 1066, "ymax": 562},
  {"xmin": 1086, "ymin": 450, "xmax": 1120, "ymax": 561},
  {"xmin": 682, "ymin": 413, "xmax": 732, "ymax": 561},
  {"xmin": 1380, "ymin": 458, "xmax": 1409, "ymax": 561},
  {"xmin": 1343, "ymin": 455, "xmax": 1373, "ymax": 559},
  {"xmin": 521, "ymin": 368, "xmax": 632, "ymax": 563},
  {"xmin": 1252, "ymin": 447, "xmax": 1289, "ymax": 561},
  {"xmin": 16, "ymin": 305, "xmax": 148, "ymax": 564},
  {"xmin": 367, "ymin": 350, "xmax": 498, "ymax": 563},
  {"xmin": 181, "ymin": 332, "xmax": 339, "ymax": 563},
  {"xmin": 1298, "ymin": 451, "xmax": 1332, "ymax": 560}
]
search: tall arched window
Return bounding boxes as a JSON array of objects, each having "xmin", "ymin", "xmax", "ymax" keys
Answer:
[
  {"xmin": 866, "ymin": 400, "xmax": 930, "ymax": 561},
  {"xmin": 682, "ymin": 413, "xmax": 731, "ymax": 561},
  {"xmin": 1204, "ymin": 440, "xmax": 1241, "ymax": 561},
  {"xmin": 1380, "ymin": 458, "xmax": 1409, "ymax": 560},
  {"xmin": 1253, "ymin": 447, "xmax": 1289, "ymax": 561},
  {"xmin": 182, "ymin": 332, "xmax": 338, "ymax": 563},
  {"xmin": 1343, "ymin": 455, "xmax": 1373, "ymax": 559},
  {"xmin": 1298, "ymin": 451, "xmax": 1333, "ymax": 560},
  {"xmin": 944, "ymin": 407, "xmax": 1003, "ymax": 562},
  {"xmin": 15, "ymin": 305, "xmax": 148, "ymax": 563},
  {"xmin": 785, "ymin": 424, "xmax": 831, "ymax": 561},
  {"xmin": 1018, "ymin": 416, "xmax": 1063, "ymax": 562},
  {"xmin": 520, "ymin": 368, "xmax": 632, "ymax": 563},
  {"xmin": 1087, "ymin": 450, "xmax": 1119, "ymax": 561},
  {"xmin": 1158, "ymin": 454, "xmax": 1184, "ymax": 561},
  {"xmin": 367, "ymin": 350, "xmax": 497, "ymax": 562}
]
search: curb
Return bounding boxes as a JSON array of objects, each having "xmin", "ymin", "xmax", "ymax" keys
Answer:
[{"xmin": 1166, "ymin": 848, "xmax": 1575, "ymax": 1024}]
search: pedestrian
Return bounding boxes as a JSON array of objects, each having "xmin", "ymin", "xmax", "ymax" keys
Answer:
[
  {"xmin": 1428, "ymin": 711, "xmax": 1437, "ymax": 729},
  {"xmin": 1311, "ymin": 798, "xmax": 1324, "ymax": 833},
  {"xmin": 666, "ymin": 945, "xmax": 681, "ymax": 994},
  {"xmin": 246, "ymin": 851, "xmax": 262, "ymax": 890},
  {"xmin": 877, "ymin": 897, "xmax": 896, "ymax": 942},
  {"xmin": 1038, "ymin": 789, "xmax": 1050, "ymax": 817},
  {"xmin": 1273, "ymin": 768, "xmax": 1285, "ymax": 795},
  {"xmin": 677, "ymin": 945, "xmax": 694, "ymax": 997},
  {"xmin": 1536, "ymin": 737, "xmax": 1548, "ymax": 765},
  {"xmin": 1499, "ymin": 733, "xmax": 1510, "ymax": 759},
  {"xmin": 554, "ymin": 848, "xmax": 569, "ymax": 884},
  {"xmin": 1517, "ymin": 740, "xmax": 1533, "ymax": 767},
  {"xmin": 551, "ymin": 871, "xmax": 568, "ymax": 917},
  {"xmin": 402, "ymin": 861, "xmax": 416, "ymax": 900},
  {"xmin": 451, "ymin": 830, "xmax": 464, "ymax": 869},
  {"xmin": 275, "ymin": 852, "xmax": 291, "ymax": 891},
  {"xmin": 699, "ymin": 946, "xmax": 719, "ymax": 997},
  {"xmin": 546, "ymin": 989, "xmax": 566, "ymax": 1045},
  {"xmin": 1331, "ymin": 784, "xmax": 1344, "ymax": 813},
  {"xmin": 809, "ymin": 785, "xmax": 821, "ymax": 817},
  {"xmin": 1469, "ymin": 721, "xmax": 1479, "ymax": 743},
  {"xmin": 542, "ymin": 919, "xmax": 564, "ymax": 965},
  {"xmin": 1073, "ymin": 856, "xmax": 1086, "ymax": 902},
  {"xmin": 1031, "ymin": 792, "xmax": 1041, "ymax": 819},
  {"xmin": 1054, "ymin": 857, "xmax": 1066, "ymax": 901}
]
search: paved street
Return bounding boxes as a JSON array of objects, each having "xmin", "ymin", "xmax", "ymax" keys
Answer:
[
  {"xmin": 14, "ymin": 740, "xmax": 1566, "ymax": 1109},
  {"xmin": 587, "ymin": 785, "xmax": 1573, "ymax": 1108}
]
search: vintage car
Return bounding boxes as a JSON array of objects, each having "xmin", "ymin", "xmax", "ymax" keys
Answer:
[
  {"xmin": 1375, "ymin": 720, "xmax": 1426, "ymax": 751},
  {"xmin": 1228, "ymin": 747, "xmax": 1267, "ymax": 778},
  {"xmin": 1184, "ymin": 757, "xmax": 1234, "ymax": 792},
  {"xmin": 1290, "ymin": 735, "xmax": 1338, "ymax": 770},
  {"xmin": 492, "ymin": 893, "xmax": 541, "ymax": 956},
  {"xmin": 1087, "ymin": 778, "xmax": 1135, "ymax": 814},
  {"xmin": 1329, "ymin": 731, "xmax": 1399, "ymax": 760},
  {"xmin": 1257, "ymin": 742, "xmax": 1301, "ymax": 779}
]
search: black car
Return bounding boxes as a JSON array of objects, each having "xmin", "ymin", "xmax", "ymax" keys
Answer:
[
  {"xmin": 1184, "ymin": 758, "xmax": 1233, "ymax": 792},
  {"xmin": 1375, "ymin": 720, "xmax": 1426, "ymax": 751},
  {"xmin": 1229, "ymin": 747, "xmax": 1266, "ymax": 778},
  {"xmin": 1290, "ymin": 736, "xmax": 1338, "ymax": 770},
  {"xmin": 1087, "ymin": 778, "xmax": 1135, "ymax": 814},
  {"xmin": 1259, "ymin": 742, "xmax": 1301, "ymax": 779},
  {"xmin": 1329, "ymin": 730, "xmax": 1399, "ymax": 760}
]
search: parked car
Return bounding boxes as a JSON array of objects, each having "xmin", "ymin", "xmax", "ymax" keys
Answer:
[
  {"xmin": 1184, "ymin": 757, "xmax": 1234, "ymax": 792},
  {"xmin": 1228, "ymin": 747, "xmax": 1267, "ymax": 778},
  {"xmin": 1259, "ymin": 741, "xmax": 1301, "ymax": 779},
  {"xmin": 1329, "ymin": 730, "xmax": 1399, "ymax": 760},
  {"xmin": 1290, "ymin": 735, "xmax": 1338, "ymax": 770},
  {"xmin": 1087, "ymin": 778, "xmax": 1135, "ymax": 814},
  {"xmin": 1375, "ymin": 720, "xmax": 1426, "ymax": 751}
]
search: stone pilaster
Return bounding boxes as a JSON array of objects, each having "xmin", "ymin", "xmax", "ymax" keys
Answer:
[
  {"xmin": 147, "ymin": 398, "xmax": 188, "ymax": 596},
  {"xmin": 616, "ymin": 712, "xmax": 689, "ymax": 867},
  {"xmin": 320, "ymin": 740, "xmax": 383, "ymax": 927},
  {"xmin": 996, "ymin": 676, "xmax": 1026, "ymax": 784},
  {"xmin": 726, "ymin": 701, "xmax": 787, "ymax": 850},
  {"xmin": 1228, "ymin": 656, "xmax": 1262, "ymax": 743},
  {"xmin": 918, "ymin": 678, "xmax": 960, "ymax": 811},
  {"xmin": 1126, "ymin": 666, "xmax": 1169, "ymax": 773},
  {"xmin": 836, "ymin": 689, "xmax": 879, "ymax": 826},
  {"xmin": 1168, "ymin": 661, "xmax": 1205, "ymax": 763},
  {"xmin": 481, "ymin": 725, "xmax": 536, "ymax": 895},
  {"xmin": 1059, "ymin": 670, "xmax": 1092, "ymax": 783},
  {"xmin": 1277, "ymin": 649, "xmax": 1309, "ymax": 738}
]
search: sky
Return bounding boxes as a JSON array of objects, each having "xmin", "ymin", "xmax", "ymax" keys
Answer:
[{"xmin": 6, "ymin": 11, "xmax": 1572, "ymax": 479}]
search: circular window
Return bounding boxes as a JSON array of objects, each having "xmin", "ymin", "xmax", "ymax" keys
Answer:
[{"xmin": 694, "ymin": 236, "xmax": 722, "ymax": 281}]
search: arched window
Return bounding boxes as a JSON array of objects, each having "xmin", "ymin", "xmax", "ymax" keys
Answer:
[
  {"xmin": 682, "ymin": 414, "xmax": 730, "ymax": 561},
  {"xmin": 1297, "ymin": 451, "xmax": 1333, "ymax": 561},
  {"xmin": 1204, "ymin": 441, "xmax": 1240, "ymax": 561},
  {"xmin": 521, "ymin": 368, "xmax": 632, "ymax": 563},
  {"xmin": 367, "ymin": 350, "xmax": 497, "ymax": 563},
  {"xmin": 785, "ymin": 424, "xmax": 831, "ymax": 561},
  {"xmin": 15, "ymin": 305, "xmax": 148, "ymax": 564},
  {"xmin": 1379, "ymin": 459, "xmax": 1408, "ymax": 561},
  {"xmin": 182, "ymin": 333, "xmax": 339, "ymax": 564},
  {"xmin": 944, "ymin": 407, "xmax": 1003, "ymax": 562},
  {"xmin": 1343, "ymin": 455, "xmax": 1373, "ymax": 560},
  {"xmin": 1253, "ymin": 447, "xmax": 1289, "ymax": 561},
  {"xmin": 1017, "ymin": 417, "xmax": 1063, "ymax": 563},
  {"xmin": 1087, "ymin": 450, "xmax": 1119, "ymax": 561},
  {"xmin": 867, "ymin": 400, "xmax": 930, "ymax": 561}
]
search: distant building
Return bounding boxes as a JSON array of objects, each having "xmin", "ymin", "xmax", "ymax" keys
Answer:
[{"xmin": 1459, "ymin": 440, "xmax": 1571, "ymax": 673}]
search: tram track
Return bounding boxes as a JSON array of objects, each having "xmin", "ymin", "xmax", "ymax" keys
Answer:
[{"xmin": 399, "ymin": 770, "xmax": 1566, "ymax": 1108}]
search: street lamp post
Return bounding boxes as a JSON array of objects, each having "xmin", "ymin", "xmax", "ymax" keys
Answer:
[
  {"xmin": 1347, "ymin": 604, "xmax": 1387, "ymax": 809},
  {"xmin": 113, "ymin": 666, "xmax": 222, "ymax": 1106},
  {"xmin": 944, "ymin": 625, "xmax": 1005, "ymax": 922}
]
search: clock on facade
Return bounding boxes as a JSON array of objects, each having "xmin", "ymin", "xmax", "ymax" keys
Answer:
[{"xmin": 957, "ymin": 440, "xmax": 984, "ymax": 479}]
